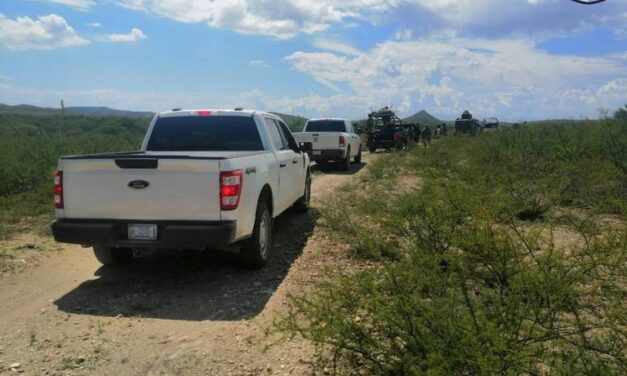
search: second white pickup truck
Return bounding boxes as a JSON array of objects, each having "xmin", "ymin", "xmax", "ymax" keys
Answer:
[
  {"xmin": 51, "ymin": 109, "xmax": 312, "ymax": 269},
  {"xmin": 293, "ymin": 118, "xmax": 362, "ymax": 171}
]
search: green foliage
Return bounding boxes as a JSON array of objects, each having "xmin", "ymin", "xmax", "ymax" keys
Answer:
[
  {"xmin": 0, "ymin": 111, "xmax": 148, "ymax": 238},
  {"xmin": 614, "ymin": 105, "xmax": 627, "ymax": 121},
  {"xmin": 280, "ymin": 118, "xmax": 627, "ymax": 375}
]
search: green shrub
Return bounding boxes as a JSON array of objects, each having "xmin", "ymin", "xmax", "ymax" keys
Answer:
[
  {"xmin": 280, "ymin": 118, "xmax": 627, "ymax": 375},
  {"xmin": 0, "ymin": 111, "xmax": 149, "ymax": 238}
]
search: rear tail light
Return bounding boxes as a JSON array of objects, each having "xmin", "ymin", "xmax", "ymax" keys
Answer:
[
  {"xmin": 220, "ymin": 170, "xmax": 243, "ymax": 210},
  {"xmin": 54, "ymin": 171, "xmax": 63, "ymax": 209},
  {"xmin": 339, "ymin": 135, "xmax": 346, "ymax": 147}
]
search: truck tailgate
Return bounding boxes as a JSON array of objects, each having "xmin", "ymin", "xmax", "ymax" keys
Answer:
[
  {"xmin": 294, "ymin": 132, "xmax": 341, "ymax": 150},
  {"xmin": 61, "ymin": 158, "xmax": 222, "ymax": 221}
]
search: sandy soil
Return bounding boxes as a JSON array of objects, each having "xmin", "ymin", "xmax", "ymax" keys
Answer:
[{"xmin": 0, "ymin": 155, "xmax": 371, "ymax": 376}]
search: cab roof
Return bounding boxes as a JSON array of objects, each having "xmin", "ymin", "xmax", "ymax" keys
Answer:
[
  {"xmin": 307, "ymin": 118, "xmax": 347, "ymax": 122},
  {"xmin": 158, "ymin": 108, "xmax": 279, "ymax": 118}
]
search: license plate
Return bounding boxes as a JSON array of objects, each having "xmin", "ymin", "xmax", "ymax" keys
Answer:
[
  {"xmin": 128, "ymin": 224, "xmax": 157, "ymax": 240},
  {"xmin": 313, "ymin": 150, "xmax": 322, "ymax": 156}
]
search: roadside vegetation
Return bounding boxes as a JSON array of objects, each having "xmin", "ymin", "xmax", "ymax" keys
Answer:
[
  {"xmin": 0, "ymin": 111, "xmax": 149, "ymax": 238},
  {"xmin": 281, "ymin": 113, "xmax": 627, "ymax": 374}
]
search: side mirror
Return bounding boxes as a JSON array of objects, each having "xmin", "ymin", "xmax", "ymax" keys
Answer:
[{"xmin": 299, "ymin": 141, "xmax": 313, "ymax": 156}]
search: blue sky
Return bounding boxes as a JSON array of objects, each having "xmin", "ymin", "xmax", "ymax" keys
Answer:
[{"xmin": 0, "ymin": 0, "xmax": 625, "ymax": 121}]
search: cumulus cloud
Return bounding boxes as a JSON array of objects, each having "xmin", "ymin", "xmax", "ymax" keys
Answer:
[
  {"xmin": 85, "ymin": 22, "xmax": 102, "ymax": 28},
  {"xmin": 102, "ymin": 28, "xmax": 147, "ymax": 42},
  {"xmin": 32, "ymin": 0, "xmax": 95, "ymax": 11},
  {"xmin": 0, "ymin": 13, "xmax": 89, "ymax": 50},
  {"xmin": 115, "ymin": 0, "xmax": 347, "ymax": 38},
  {"xmin": 284, "ymin": 38, "xmax": 627, "ymax": 119},
  {"xmin": 113, "ymin": 0, "xmax": 627, "ymax": 39}
]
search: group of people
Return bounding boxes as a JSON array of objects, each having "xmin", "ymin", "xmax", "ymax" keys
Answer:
[{"xmin": 418, "ymin": 123, "xmax": 447, "ymax": 147}]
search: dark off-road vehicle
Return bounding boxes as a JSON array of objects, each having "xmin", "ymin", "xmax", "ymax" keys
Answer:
[
  {"xmin": 366, "ymin": 107, "xmax": 410, "ymax": 152},
  {"xmin": 455, "ymin": 110, "xmax": 483, "ymax": 135}
]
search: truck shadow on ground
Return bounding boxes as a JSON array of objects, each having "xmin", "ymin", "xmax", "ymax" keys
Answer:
[
  {"xmin": 311, "ymin": 162, "xmax": 366, "ymax": 175},
  {"xmin": 54, "ymin": 209, "xmax": 319, "ymax": 322}
]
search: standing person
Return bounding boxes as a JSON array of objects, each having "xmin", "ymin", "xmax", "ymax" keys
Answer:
[
  {"xmin": 442, "ymin": 123, "xmax": 448, "ymax": 136},
  {"xmin": 435, "ymin": 124, "xmax": 441, "ymax": 139},
  {"xmin": 422, "ymin": 125, "xmax": 432, "ymax": 147}
]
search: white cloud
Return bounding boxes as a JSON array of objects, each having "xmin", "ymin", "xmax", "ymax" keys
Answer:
[
  {"xmin": 115, "ymin": 0, "xmax": 145, "ymax": 11},
  {"xmin": 102, "ymin": 28, "xmax": 147, "ymax": 42},
  {"xmin": 113, "ymin": 0, "xmax": 627, "ymax": 39},
  {"xmin": 115, "ymin": 0, "xmax": 347, "ymax": 38},
  {"xmin": 0, "ymin": 13, "xmax": 89, "ymax": 50},
  {"xmin": 32, "ymin": 0, "xmax": 95, "ymax": 11},
  {"xmin": 85, "ymin": 22, "xmax": 102, "ymax": 28},
  {"xmin": 249, "ymin": 60, "xmax": 270, "ymax": 68},
  {"xmin": 284, "ymin": 38, "xmax": 627, "ymax": 120},
  {"xmin": 313, "ymin": 38, "xmax": 361, "ymax": 56}
]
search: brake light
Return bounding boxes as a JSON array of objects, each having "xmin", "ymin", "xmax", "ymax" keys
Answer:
[
  {"xmin": 197, "ymin": 110, "xmax": 212, "ymax": 116},
  {"xmin": 339, "ymin": 135, "xmax": 346, "ymax": 147},
  {"xmin": 54, "ymin": 171, "xmax": 63, "ymax": 209},
  {"xmin": 220, "ymin": 170, "xmax": 243, "ymax": 210}
]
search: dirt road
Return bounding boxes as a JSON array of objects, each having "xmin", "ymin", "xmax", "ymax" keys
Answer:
[{"xmin": 0, "ymin": 156, "xmax": 370, "ymax": 376}]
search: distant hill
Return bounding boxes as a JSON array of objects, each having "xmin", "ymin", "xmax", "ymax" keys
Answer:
[
  {"xmin": 65, "ymin": 106, "xmax": 154, "ymax": 118},
  {"xmin": 0, "ymin": 103, "xmax": 154, "ymax": 118},
  {"xmin": 402, "ymin": 110, "xmax": 442, "ymax": 125},
  {"xmin": 0, "ymin": 103, "xmax": 58, "ymax": 114},
  {"xmin": 270, "ymin": 112, "xmax": 308, "ymax": 132}
]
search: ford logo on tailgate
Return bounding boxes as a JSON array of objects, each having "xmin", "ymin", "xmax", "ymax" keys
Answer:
[{"xmin": 128, "ymin": 180, "xmax": 150, "ymax": 189}]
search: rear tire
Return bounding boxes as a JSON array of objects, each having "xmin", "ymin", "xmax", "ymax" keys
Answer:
[
  {"xmin": 292, "ymin": 172, "xmax": 311, "ymax": 213},
  {"xmin": 341, "ymin": 147, "xmax": 351, "ymax": 171},
  {"xmin": 240, "ymin": 199, "xmax": 272, "ymax": 269},
  {"xmin": 354, "ymin": 146, "xmax": 362, "ymax": 163},
  {"xmin": 368, "ymin": 146, "xmax": 376, "ymax": 153},
  {"xmin": 93, "ymin": 247, "xmax": 133, "ymax": 266}
]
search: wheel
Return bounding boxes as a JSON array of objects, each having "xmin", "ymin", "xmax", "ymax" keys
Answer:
[
  {"xmin": 93, "ymin": 246, "xmax": 133, "ymax": 266},
  {"xmin": 240, "ymin": 199, "xmax": 272, "ymax": 269},
  {"xmin": 341, "ymin": 147, "xmax": 351, "ymax": 171},
  {"xmin": 354, "ymin": 146, "xmax": 362, "ymax": 163},
  {"xmin": 292, "ymin": 172, "xmax": 311, "ymax": 213},
  {"xmin": 368, "ymin": 146, "xmax": 376, "ymax": 153}
]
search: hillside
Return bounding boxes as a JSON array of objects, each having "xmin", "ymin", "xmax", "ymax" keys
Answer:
[
  {"xmin": 402, "ymin": 110, "xmax": 442, "ymax": 125},
  {"xmin": 0, "ymin": 103, "xmax": 154, "ymax": 118},
  {"xmin": 65, "ymin": 106, "xmax": 154, "ymax": 118}
]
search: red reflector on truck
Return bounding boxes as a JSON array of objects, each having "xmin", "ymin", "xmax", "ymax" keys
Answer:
[
  {"xmin": 220, "ymin": 170, "xmax": 243, "ymax": 211},
  {"xmin": 54, "ymin": 171, "xmax": 63, "ymax": 209},
  {"xmin": 339, "ymin": 135, "xmax": 346, "ymax": 147}
]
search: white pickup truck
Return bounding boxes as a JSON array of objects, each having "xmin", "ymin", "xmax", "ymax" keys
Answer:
[
  {"xmin": 293, "ymin": 118, "xmax": 362, "ymax": 171},
  {"xmin": 51, "ymin": 109, "xmax": 312, "ymax": 269}
]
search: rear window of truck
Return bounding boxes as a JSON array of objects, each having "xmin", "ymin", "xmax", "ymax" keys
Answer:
[
  {"xmin": 146, "ymin": 116, "xmax": 263, "ymax": 151},
  {"xmin": 305, "ymin": 120, "xmax": 346, "ymax": 132}
]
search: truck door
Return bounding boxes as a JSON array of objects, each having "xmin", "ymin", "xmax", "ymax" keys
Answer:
[
  {"xmin": 346, "ymin": 120, "xmax": 361, "ymax": 157},
  {"xmin": 276, "ymin": 120, "xmax": 306, "ymax": 202},
  {"xmin": 264, "ymin": 118, "xmax": 297, "ymax": 213}
]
